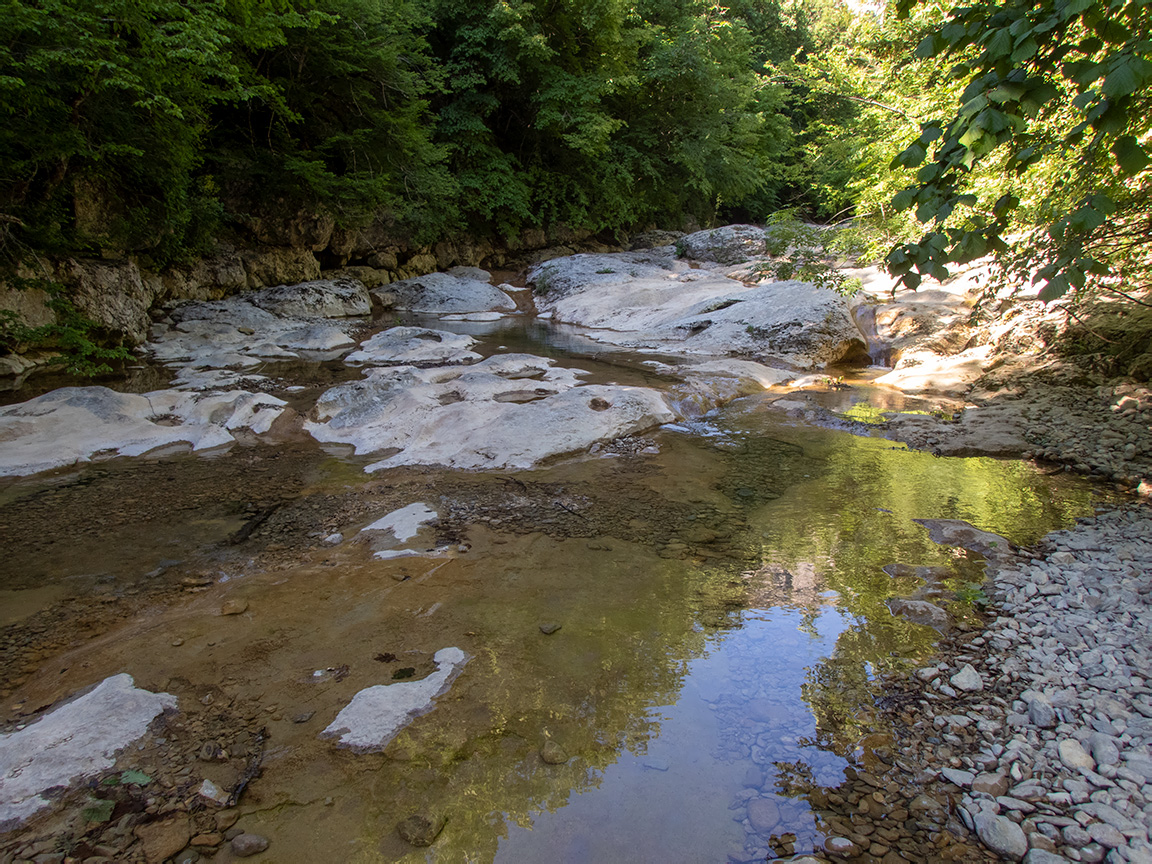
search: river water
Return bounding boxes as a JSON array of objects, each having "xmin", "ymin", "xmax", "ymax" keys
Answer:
[{"xmin": 0, "ymin": 318, "xmax": 1111, "ymax": 862}]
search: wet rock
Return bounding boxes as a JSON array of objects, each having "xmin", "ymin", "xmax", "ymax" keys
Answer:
[
  {"xmin": 221, "ymin": 599, "xmax": 249, "ymax": 616},
  {"xmin": 746, "ymin": 798, "xmax": 779, "ymax": 834},
  {"xmin": 321, "ymin": 647, "xmax": 470, "ymax": 751},
  {"xmin": 230, "ymin": 833, "xmax": 270, "ymax": 857},
  {"xmin": 135, "ymin": 816, "xmax": 192, "ymax": 864},
  {"xmin": 886, "ymin": 598, "xmax": 950, "ymax": 631},
  {"xmin": 198, "ymin": 779, "xmax": 230, "ymax": 805},
  {"xmin": 397, "ymin": 813, "xmax": 446, "ymax": 847},
  {"xmin": 823, "ymin": 836, "xmax": 862, "ymax": 858},
  {"xmin": 538, "ymin": 622, "xmax": 562, "ymax": 635},
  {"xmin": 950, "ymin": 664, "xmax": 983, "ymax": 692},
  {"xmin": 975, "ymin": 813, "xmax": 1028, "ymax": 861},
  {"xmin": 914, "ymin": 518, "xmax": 1013, "ymax": 557},
  {"xmin": 0, "ymin": 673, "xmax": 175, "ymax": 827},
  {"xmin": 540, "ymin": 741, "xmax": 569, "ymax": 765},
  {"xmin": 307, "ymin": 354, "xmax": 674, "ymax": 471},
  {"xmin": 375, "ymin": 271, "xmax": 515, "ymax": 315}
]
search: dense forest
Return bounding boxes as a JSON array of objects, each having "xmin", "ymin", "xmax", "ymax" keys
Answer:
[{"xmin": 0, "ymin": 0, "xmax": 1149, "ymax": 304}]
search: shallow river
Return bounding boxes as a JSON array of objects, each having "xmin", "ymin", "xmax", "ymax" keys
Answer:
[{"xmin": 0, "ymin": 319, "xmax": 1112, "ymax": 862}]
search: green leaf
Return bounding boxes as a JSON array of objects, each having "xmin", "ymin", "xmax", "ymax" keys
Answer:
[
  {"xmin": 1038, "ymin": 274, "xmax": 1069, "ymax": 301},
  {"xmin": 891, "ymin": 188, "xmax": 917, "ymax": 210},
  {"xmin": 120, "ymin": 770, "xmax": 152, "ymax": 785},
  {"xmin": 82, "ymin": 799, "xmax": 115, "ymax": 823},
  {"xmin": 1103, "ymin": 59, "xmax": 1142, "ymax": 99},
  {"xmin": 1113, "ymin": 136, "xmax": 1149, "ymax": 175},
  {"xmin": 1011, "ymin": 37, "xmax": 1038, "ymax": 62},
  {"xmin": 915, "ymin": 35, "xmax": 940, "ymax": 58},
  {"xmin": 993, "ymin": 194, "xmax": 1020, "ymax": 216}
]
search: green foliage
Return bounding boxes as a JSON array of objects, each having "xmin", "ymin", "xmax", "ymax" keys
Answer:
[
  {"xmin": 0, "ymin": 281, "xmax": 131, "ymax": 375},
  {"xmin": 954, "ymin": 581, "xmax": 989, "ymax": 606},
  {"xmin": 754, "ymin": 210, "xmax": 865, "ymax": 295},
  {"xmin": 885, "ymin": 0, "xmax": 1152, "ymax": 301}
]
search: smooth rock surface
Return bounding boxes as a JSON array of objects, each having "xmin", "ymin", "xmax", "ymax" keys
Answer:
[
  {"xmin": 528, "ymin": 250, "xmax": 865, "ymax": 368},
  {"xmin": 344, "ymin": 327, "xmax": 481, "ymax": 367},
  {"xmin": 975, "ymin": 812, "xmax": 1028, "ymax": 861},
  {"xmin": 306, "ymin": 354, "xmax": 675, "ymax": 471},
  {"xmin": 0, "ymin": 674, "xmax": 176, "ymax": 828},
  {"xmin": 375, "ymin": 271, "xmax": 515, "ymax": 314},
  {"xmin": 0, "ymin": 386, "xmax": 287, "ymax": 477},
  {"xmin": 321, "ymin": 648, "xmax": 469, "ymax": 751}
]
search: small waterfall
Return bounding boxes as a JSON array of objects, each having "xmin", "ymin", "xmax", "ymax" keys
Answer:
[{"xmin": 851, "ymin": 304, "xmax": 895, "ymax": 367}]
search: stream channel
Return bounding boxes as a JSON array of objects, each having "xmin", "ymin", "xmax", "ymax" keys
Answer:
[{"xmin": 0, "ymin": 314, "xmax": 1114, "ymax": 863}]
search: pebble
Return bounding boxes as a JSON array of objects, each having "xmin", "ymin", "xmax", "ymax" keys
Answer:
[
  {"xmin": 396, "ymin": 813, "xmax": 445, "ymax": 847},
  {"xmin": 540, "ymin": 740, "xmax": 569, "ymax": 764}
]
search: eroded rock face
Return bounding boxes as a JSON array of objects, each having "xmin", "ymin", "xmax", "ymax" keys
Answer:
[
  {"xmin": 248, "ymin": 278, "xmax": 370, "ymax": 318},
  {"xmin": 148, "ymin": 279, "xmax": 370, "ymax": 371},
  {"xmin": 374, "ymin": 270, "xmax": 515, "ymax": 314},
  {"xmin": 528, "ymin": 251, "xmax": 865, "ymax": 368},
  {"xmin": 0, "ymin": 385, "xmax": 287, "ymax": 477},
  {"xmin": 0, "ymin": 674, "xmax": 175, "ymax": 829},
  {"xmin": 306, "ymin": 354, "xmax": 675, "ymax": 471}
]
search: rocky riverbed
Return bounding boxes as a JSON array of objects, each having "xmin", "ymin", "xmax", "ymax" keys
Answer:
[{"xmin": 2, "ymin": 224, "xmax": 1151, "ymax": 863}]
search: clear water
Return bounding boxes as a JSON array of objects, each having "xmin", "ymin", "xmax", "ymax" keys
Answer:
[{"xmin": 0, "ymin": 319, "xmax": 1113, "ymax": 861}]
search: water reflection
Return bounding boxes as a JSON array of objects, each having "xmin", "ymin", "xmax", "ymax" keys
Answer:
[{"xmin": 0, "ymin": 354, "xmax": 1116, "ymax": 862}]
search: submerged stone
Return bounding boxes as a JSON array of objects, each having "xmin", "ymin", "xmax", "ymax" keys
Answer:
[{"xmin": 397, "ymin": 812, "xmax": 446, "ymax": 846}]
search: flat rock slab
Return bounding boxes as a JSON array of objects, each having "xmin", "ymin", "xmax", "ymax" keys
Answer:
[
  {"xmin": 362, "ymin": 502, "xmax": 443, "ymax": 559},
  {"xmin": 148, "ymin": 279, "xmax": 369, "ymax": 371},
  {"xmin": 374, "ymin": 271, "xmax": 516, "ymax": 314},
  {"xmin": 344, "ymin": 327, "xmax": 481, "ymax": 367},
  {"xmin": 305, "ymin": 354, "xmax": 674, "ymax": 471},
  {"xmin": 528, "ymin": 250, "xmax": 864, "ymax": 368},
  {"xmin": 0, "ymin": 674, "xmax": 175, "ymax": 829},
  {"xmin": 322, "ymin": 647, "xmax": 470, "ymax": 751},
  {"xmin": 914, "ymin": 518, "xmax": 1013, "ymax": 557},
  {"xmin": 652, "ymin": 358, "xmax": 795, "ymax": 418},
  {"xmin": 0, "ymin": 385, "xmax": 287, "ymax": 477}
]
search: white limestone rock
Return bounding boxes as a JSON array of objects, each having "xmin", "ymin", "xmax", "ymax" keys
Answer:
[
  {"xmin": 305, "ymin": 354, "xmax": 674, "ymax": 471},
  {"xmin": 528, "ymin": 251, "xmax": 865, "ymax": 368},
  {"xmin": 344, "ymin": 327, "xmax": 481, "ymax": 367},
  {"xmin": 0, "ymin": 674, "xmax": 175, "ymax": 829},
  {"xmin": 0, "ymin": 386, "xmax": 287, "ymax": 477},
  {"xmin": 322, "ymin": 648, "xmax": 469, "ymax": 752},
  {"xmin": 247, "ymin": 278, "xmax": 370, "ymax": 318},
  {"xmin": 374, "ymin": 271, "xmax": 516, "ymax": 315}
]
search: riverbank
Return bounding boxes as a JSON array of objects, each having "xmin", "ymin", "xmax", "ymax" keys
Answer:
[{"xmin": 790, "ymin": 504, "xmax": 1152, "ymax": 864}]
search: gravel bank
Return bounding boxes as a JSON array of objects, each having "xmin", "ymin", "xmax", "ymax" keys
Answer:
[{"xmin": 866, "ymin": 505, "xmax": 1152, "ymax": 864}]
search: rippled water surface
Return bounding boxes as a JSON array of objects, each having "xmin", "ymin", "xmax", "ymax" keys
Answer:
[{"xmin": 0, "ymin": 323, "xmax": 1114, "ymax": 862}]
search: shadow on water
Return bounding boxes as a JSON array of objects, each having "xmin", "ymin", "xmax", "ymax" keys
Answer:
[{"xmin": 0, "ymin": 324, "xmax": 1120, "ymax": 862}]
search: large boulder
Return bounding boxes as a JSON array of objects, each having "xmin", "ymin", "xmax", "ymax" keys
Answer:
[
  {"xmin": 679, "ymin": 225, "xmax": 767, "ymax": 264},
  {"xmin": 305, "ymin": 353, "xmax": 675, "ymax": 471},
  {"xmin": 0, "ymin": 385, "xmax": 287, "ymax": 476},
  {"xmin": 374, "ymin": 269, "xmax": 516, "ymax": 314},
  {"xmin": 529, "ymin": 251, "xmax": 866, "ymax": 368},
  {"xmin": 149, "ymin": 280, "xmax": 371, "ymax": 370},
  {"xmin": 248, "ymin": 278, "xmax": 371, "ymax": 318}
]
